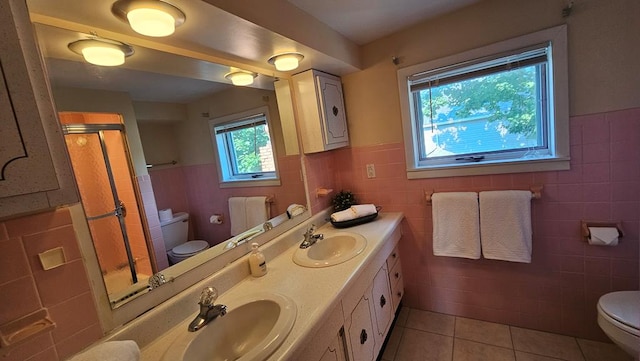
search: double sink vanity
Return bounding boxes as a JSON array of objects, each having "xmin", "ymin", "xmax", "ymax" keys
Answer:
[{"xmin": 98, "ymin": 210, "xmax": 404, "ymax": 361}]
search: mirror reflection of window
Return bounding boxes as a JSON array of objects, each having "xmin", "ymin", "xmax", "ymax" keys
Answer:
[{"xmin": 211, "ymin": 106, "xmax": 280, "ymax": 184}]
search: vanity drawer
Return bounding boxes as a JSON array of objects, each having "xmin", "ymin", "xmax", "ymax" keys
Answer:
[
  {"xmin": 389, "ymin": 265, "xmax": 404, "ymax": 311},
  {"xmin": 389, "ymin": 258, "xmax": 402, "ymax": 289},
  {"xmin": 386, "ymin": 245, "xmax": 400, "ymax": 270}
]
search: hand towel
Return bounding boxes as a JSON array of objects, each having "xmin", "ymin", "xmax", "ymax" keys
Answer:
[
  {"xmin": 432, "ymin": 192, "xmax": 481, "ymax": 259},
  {"xmin": 245, "ymin": 196, "xmax": 269, "ymax": 229},
  {"xmin": 479, "ymin": 190, "xmax": 532, "ymax": 263},
  {"xmin": 229, "ymin": 197, "xmax": 247, "ymax": 236},
  {"xmin": 331, "ymin": 204, "xmax": 377, "ymax": 222},
  {"xmin": 68, "ymin": 340, "xmax": 140, "ymax": 361}
]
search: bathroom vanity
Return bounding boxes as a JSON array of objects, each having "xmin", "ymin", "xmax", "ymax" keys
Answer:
[{"xmin": 100, "ymin": 211, "xmax": 404, "ymax": 361}]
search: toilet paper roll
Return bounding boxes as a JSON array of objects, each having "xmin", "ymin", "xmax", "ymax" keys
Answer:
[
  {"xmin": 209, "ymin": 214, "xmax": 223, "ymax": 224},
  {"xmin": 158, "ymin": 208, "xmax": 173, "ymax": 222},
  {"xmin": 588, "ymin": 227, "xmax": 619, "ymax": 246}
]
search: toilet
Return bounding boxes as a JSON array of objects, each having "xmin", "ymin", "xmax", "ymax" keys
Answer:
[
  {"xmin": 597, "ymin": 291, "xmax": 640, "ymax": 360},
  {"xmin": 160, "ymin": 212, "xmax": 209, "ymax": 264}
]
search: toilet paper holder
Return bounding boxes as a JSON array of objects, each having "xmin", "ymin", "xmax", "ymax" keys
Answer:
[{"xmin": 580, "ymin": 220, "xmax": 624, "ymax": 241}]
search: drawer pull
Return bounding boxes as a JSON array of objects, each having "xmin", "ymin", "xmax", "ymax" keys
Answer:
[
  {"xmin": 380, "ymin": 294, "xmax": 386, "ymax": 308},
  {"xmin": 360, "ymin": 329, "xmax": 368, "ymax": 344}
]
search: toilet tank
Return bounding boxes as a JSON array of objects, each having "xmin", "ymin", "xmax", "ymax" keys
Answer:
[{"xmin": 160, "ymin": 212, "xmax": 189, "ymax": 250}]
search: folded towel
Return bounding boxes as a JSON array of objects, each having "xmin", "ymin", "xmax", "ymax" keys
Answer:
[
  {"xmin": 229, "ymin": 197, "xmax": 247, "ymax": 236},
  {"xmin": 479, "ymin": 190, "xmax": 532, "ymax": 263},
  {"xmin": 246, "ymin": 196, "xmax": 269, "ymax": 229},
  {"xmin": 331, "ymin": 204, "xmax": 377, "ymax": 222},
  {"xmin": 286, "ymin": 203, "xmax": 306, "ymax": 218},
  {"xmin": 68, "ymin": 340, "xmax": 140, "ymax": 361},
  {"xmin": 432, "ymin": 192, "xmax": 481, "ymax": 259}
]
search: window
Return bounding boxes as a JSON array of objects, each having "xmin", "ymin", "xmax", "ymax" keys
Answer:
[
  {"xmin": 398, "ymin": 25, "xmax": 569, "ymax": 178},
  {"xmin": 210, "ymin": 106, "xmax": 280, "ymax": 186}
]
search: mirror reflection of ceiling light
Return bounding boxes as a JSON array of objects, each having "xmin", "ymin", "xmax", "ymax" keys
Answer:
[
  {"xmin": 225, "ymin": 71, "xmax": 258, "ymax": 86},
  {"xmin": 68, "ymin": 38, "xmax": 134, "ymax": 67},
  {"xmin": 112, "ymin": 0, "xmax": 186, "ymax": 37},
  {"xmin": 268, "ymin": 52, "xmax": 304, "ymax": 71}
]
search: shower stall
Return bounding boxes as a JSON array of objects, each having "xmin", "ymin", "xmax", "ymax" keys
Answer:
[{"xmin": 60, "ymin": 112, "xmax": 153, "ymax": 301}]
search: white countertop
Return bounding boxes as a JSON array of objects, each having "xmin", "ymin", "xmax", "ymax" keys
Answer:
[{"xmin": 137, "ymin": 212, "xmax": 404, "ymax": 360}]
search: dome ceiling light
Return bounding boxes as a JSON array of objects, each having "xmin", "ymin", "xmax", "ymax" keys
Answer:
[
  {"xmin": 268, "ymin": 52, "xmax": 304, "ymax": 72},
  {"xmin": 112, "ymin": 0, "xmax": 186, "ymax": 37},
  {"xmin": 225, "ymin": 71, "xmax": 258, "ymax": 86},
  {"xmin": 68, "ymin": 38, "xmax": 134, "ymax": 67}
]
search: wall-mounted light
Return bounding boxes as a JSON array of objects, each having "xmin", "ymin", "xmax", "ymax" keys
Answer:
[
  {"xmin": 68, "ymin": 38, "xmax": 134, "ymax": 66},
  {"xmin": 268, "ymin": 52, "xmax": 304, "ymax": 71},
  {"xmin": 112, "ymin": 0, "xmax": 186, "ymax": 37},
  {"xmin": 225, "ymin": 71, "xmax": 258, "ymax": 86}
]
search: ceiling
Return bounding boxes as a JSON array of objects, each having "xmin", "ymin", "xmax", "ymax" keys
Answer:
[
  {"xmin": 287, "ymin": 0, "xmax": 480, "ymax": 45},
  {"xmin": 27, "ymin": 0, "xmax": 481, "ymax": 103}
]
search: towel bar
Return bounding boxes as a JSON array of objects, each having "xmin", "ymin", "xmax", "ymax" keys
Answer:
[{"xmin": 425, "ymin": 185, "xmax": 543, "ymax": 205}]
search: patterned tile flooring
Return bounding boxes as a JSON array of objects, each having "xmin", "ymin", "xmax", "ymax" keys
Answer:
[{"xmin": 381, "ymin": 307, "xmax": 633, "ymax": 361}]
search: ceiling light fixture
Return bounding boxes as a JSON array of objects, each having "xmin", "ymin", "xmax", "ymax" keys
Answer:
[
  {"xmin": 268, "ymin": 52, "xmax": 304, "ymax": 71},
  {"xmin": 225, "ymin": 71, "xmax": 258, "ymax": 86},
  {"xmin": 112, "ymin": 0, "xmax": 186, "ymax": 37},
  {"xmin": 68, "ymin": 38, "xmax": 134, "ymax": 67}
]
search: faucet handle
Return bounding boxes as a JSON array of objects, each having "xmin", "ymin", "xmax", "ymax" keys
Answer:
[{"xmin": 199, "ymin": 287, "xmax": 218, "ymax": 306}]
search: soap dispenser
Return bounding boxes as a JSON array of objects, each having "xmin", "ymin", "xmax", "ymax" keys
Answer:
[{"xmin": 249, "ymin": 242, "xmax": 267, "ymax": 277}]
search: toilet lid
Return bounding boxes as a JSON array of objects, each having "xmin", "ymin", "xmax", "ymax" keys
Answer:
[
  {"xmin": 172, "ymin": 240, "xmax": 209, "ymax": 256},
  {"xmin": 599, "ymin": 291, "xmax": 640, "ymax": 331}
]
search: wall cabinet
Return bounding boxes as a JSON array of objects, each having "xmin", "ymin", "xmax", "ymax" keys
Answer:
[
  {"xmin": 0, "ymin": 0, "xmax": 77, "ymax": 218},
  {"xmin": 291, "ymin": 69, "xmax": 349, "ymax": 154}
]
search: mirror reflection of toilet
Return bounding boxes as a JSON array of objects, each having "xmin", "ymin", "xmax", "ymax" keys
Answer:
[
  {"xmin": 160, "ymin": 212, "xmax": 210, "ymax": 264},
  {"xmin": 597, "ymin": 291, "xmax": 640, "ymax": 360}
]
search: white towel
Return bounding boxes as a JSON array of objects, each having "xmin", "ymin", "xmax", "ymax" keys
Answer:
[
  {"xmin": 229, "ymin": 197, "xmax": 247, "ymax": 236},
  {"xmin": 432, "ymin": 192, "xmax": 481, "ymax": 259},
  {"xmin": 246, "ymin": 196, "xmax": 269, "ymax": 229},
  {"xmin": 68, "ymin": 340, "xmax": 140, "ymax": 361},
  {"xmin": 331, "ymin": 204, "xmax": 377, "ymax": 222},
  {"xmin": 479, "ymin": 190, "xmax": 532, "ymax": 263}
]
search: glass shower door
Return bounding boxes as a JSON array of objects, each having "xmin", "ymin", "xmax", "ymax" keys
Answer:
[{"xmin": 63, "ymin": 122, "xmax": 153, "ymax": 303}]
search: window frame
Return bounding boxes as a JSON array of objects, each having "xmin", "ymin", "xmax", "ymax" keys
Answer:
[
  {"xmin": 209, "ymin": 106, "xmax": 281, "ymax": 187},
  {"xmin": 397, "ymin": 25, "xmax": 570, "ymax": 179}
]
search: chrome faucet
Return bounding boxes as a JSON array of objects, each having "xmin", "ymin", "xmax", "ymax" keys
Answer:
[
  {"xmin": 188, "ymin": 287, "xmax": 227, "ymax": 332},
  {"xmin": 300, "ymin": 224, "xmax": 323, "ymax": 249}
]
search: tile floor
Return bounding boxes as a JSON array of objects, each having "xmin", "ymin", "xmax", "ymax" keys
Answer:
[{"xmin": 381, "ymin": 307, "xmax": 633, "ymax": 361}]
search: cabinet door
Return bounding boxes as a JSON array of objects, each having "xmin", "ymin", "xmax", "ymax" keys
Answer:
[
  {"xmin": 316, "ymin": 75, "xmax": 348, "ymax": 146},
  {"xmin": 319, "ymin": 330, "xmax": 348, "ymax": 361},
  {"xmin": 0, "ymin": 0, "xmax": 77, "ymax": 218},
  {"xmin": 371, "ymin": 265, "xmax": 394, "ymax": 346},
  {"xmin": 346, "ymin": 295, "xmax": 376, "ymax": 361},
  {"xmin": 0, "ymin": 0, "xmax": 58, "ymax": 198}
]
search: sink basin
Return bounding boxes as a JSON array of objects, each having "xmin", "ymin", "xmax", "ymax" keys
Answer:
[
  {"xmin": 293, "ymin": 232, "xmax": 367, "ymax": 268},
  {"xmin": 162, "ymin": 292, "xmax": 296, "ymax": 361}
]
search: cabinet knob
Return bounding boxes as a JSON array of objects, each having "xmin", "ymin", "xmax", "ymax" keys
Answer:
[
  {"xmin": 332, "ymin": 106, "xmax": 339, "ymax": 116},
  {"xmin": 397, "ymin": 291, "xmax": 402, "ymax": 298},
  {"xmin": 360, "ymin": 329, "xmax": 368, "ymax": 344},
  {"xmin": 380, "ymin": 294, "xmax": 386, "ymax": 308},
  {"xmin": 392, "ymin": 252, "xmax": 397, "ymax": 258},
  {"xmin": 395, "ymin": 272, "xmax": 400, "ymax": 279}
]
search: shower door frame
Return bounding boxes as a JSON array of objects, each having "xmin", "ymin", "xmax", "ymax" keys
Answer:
[{"xmin": 63, "ymin": 123, "xmax": 152, "ymax": 286}]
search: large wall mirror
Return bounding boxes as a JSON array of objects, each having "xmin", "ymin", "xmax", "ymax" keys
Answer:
[{"xmin": 26, "ymin": 0, "xmax": 309, "ymax": 327}]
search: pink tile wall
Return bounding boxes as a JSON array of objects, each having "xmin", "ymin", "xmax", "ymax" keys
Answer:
[
  {"xmin": 329, "ymin": 108, "xmax": 640, "ymax": 341},
  {"xmin": 304, "ymin": 151, "xmax": 337, "ymax": 214},
  {"xmin": 0, "ymin": 208, "xmax": 102, "ymax": 361},
  {"xmin": 137, "ymin": 175, "xmax": 169, "ymax": 271},
  {"xmin": 149, "ymin": 155, "xmax": 305, "ymax": 246}
]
